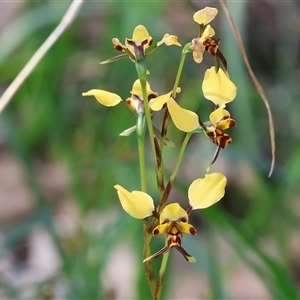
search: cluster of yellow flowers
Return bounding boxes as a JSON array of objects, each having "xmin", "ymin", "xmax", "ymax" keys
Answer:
[{"xmin": 82, "ymin": 7, "xmax": 237, "ymax": 263}]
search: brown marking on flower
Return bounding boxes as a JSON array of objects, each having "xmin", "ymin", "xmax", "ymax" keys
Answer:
[
  {"xmin": 189, "ymin": 227, "xmax": 197, "ymax": 236},
  {"xmin": 168, "ymin": 235, "xmax": 181, "ymax": 247},
  {"xmin": 216, "ymin": 132, "xmax": 232, "ymax": 148},
  {"xmin": 161, "ymin": 219, "xmax": 169, "ymax": 225},
  {"xmin": 169, "ymin": 225, "xmax": 180, "ymax": 235},
  {"xmin": 114, "ymin": 44, "xmax": 125, "ymax": 52},
  {"xmin": 153, "ymin": 228, "xmax": 160, "ymax": 235},
  {"xmin": 217, "ymin": 49, "xmax": 227, "ymax": 71},
  {"xmin": 203, "ymin": 37, "xmax": 220, "ymax": 56},
  {"xmin": 228, "ymin": 119, "xmax": 236, "ymax": 127}
]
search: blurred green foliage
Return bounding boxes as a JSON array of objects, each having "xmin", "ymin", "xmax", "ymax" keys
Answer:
[{"xmin": 0, "ymin": 1, "xmax": 300, "ymax": 299}]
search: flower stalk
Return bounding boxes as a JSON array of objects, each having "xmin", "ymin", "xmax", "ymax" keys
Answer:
[
  {"xmin": 160, "ymin": 50, "xmax": 187, "ymax": 151},
  {"xmin": 136, "ymin": 110, "xmax": 147, "ymax": 192},
  {"xmin": 82, "ymin": 7, "xmax": 239, "ymax": 299}
]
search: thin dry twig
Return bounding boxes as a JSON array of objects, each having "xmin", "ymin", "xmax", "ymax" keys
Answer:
[
  {"xmin": 0, "ymin": 0, "xmax": 84, "ymax": 114},
  {"xmin": 219, "ymin": 0, "xmax": 275, "ymax": 177}
]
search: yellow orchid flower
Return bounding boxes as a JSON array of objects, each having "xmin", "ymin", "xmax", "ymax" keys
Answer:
[
  {"xmin": 102, "ymin": 25, "xmax": 181, "ymax": 64},
  {"xmin": 201, "ymin": 108, "xmax": 236, "ymax": 169},
  {"xmin": 144, "ymin": 203, "xmax": 196, "ymax": 263},
  {"xmin": 82, "ymin": 79, "xmax": 157, "ymax": 112},
  {"xmin": 115, "ymin": 172, "xmax": 226, "ymax": 263},
  {"xmin": 126, "ymin": 79, "xmax": 158, "ymax": 112},
  {"xmin": 190, "ymin": 7, "xmax": 228, "ymax": 69},
  {"xmin": 193, "ymin": 7, "xmax": 218, "ymax": 26},
  {"xmin": 204, "ymin": 107, "xmax": 236, "ymax": 149},
  {"xmin": 202, "ymin": 67, "xmax": 237, "ymax": 107},
  {"xmin": 83, "ymin": 80, "xmax": 186, "ymax": 141},
  {"xmin": 110, "ymin": 25, "xmax": 152, "ymax": 62},
  {"xmin": 150, "ymin": 91, "xmax": 199, "ymax": 132},
  {"xmin": 144, "ymin": 173, "xmax": 226, "ymax": 262},
  {"xmin": 191, "ymin": 25, "xmax": 216, "ymax": 64}
]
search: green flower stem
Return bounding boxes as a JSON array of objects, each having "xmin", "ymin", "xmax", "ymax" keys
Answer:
[
  {"xmin": 152, "ymin": 132, "xmax": 193, "ymax": 229},
  {"xmin": 137, "ymin": 110, "xmax": 155, "ymax": 295},
  {"xmin": 135, "ymin": 60, "xmax": 156, "ymax": 162},
  {"xmin": 143, "ymin": 218, "xmax": 155, "ymax": 296},
  {"xmin": 160, "ymin": 50, "xmax": 187, "ymax": 150},
  {"xmin": 171, "ymin": 50, "xmax": 187, "ymax": 98},
  {"xmin": 154, "ymin": 250, "xmax": 170, "ymax": 300},
  {"xmin": 135, "ymin": 55, "xmax": 158, "ymax": 295},
  {"xmin": 169, "ymin": 131, "xmax": 193, "ymax": 183},
  {"xmin": 136, "ymin": 111, "xmax": 147, "ymax": 192},
  {"xmin": 135, "ymin": 59, "xmax": 165, "ymax": 196},
  {"xmin": 154, "ymin": 136, "xmax": 165, "ymax": 192}
]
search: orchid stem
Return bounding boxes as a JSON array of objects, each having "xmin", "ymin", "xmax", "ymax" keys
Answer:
[
  {"xmin": 143, "ymin": 218, "xmax": 155, "ymax": 296},
  {"xmin": 135, "ymin": 56, "xmax": 159, "ymax": 296},
  {"xmin": 169, "ymin": 131, "xmax": 193, "ymax": 183},
  {"xmin": 135, "ymin": 61, "xmax": 157, "ymax": 163},
  {"xmin": 136, "ymin": 111, "xmax": 147, "ymax": 192},
  {"xmin": 172, "ymin": 50, "xmax": 187, "ymax": 98},
  {"xmin": 160, "ymin": 51, "xmax": 187, "ymax": 150},
  {"xmin": 154, "ymin": 251, "xmax": 170, "ymax": 300},
  {"xmin": 137, "ymin": 111, "xmax": 156, "ymax": 295},
  {"xmin": 154, "ymin": 132, "xmax": 193, "ymax": 220}
]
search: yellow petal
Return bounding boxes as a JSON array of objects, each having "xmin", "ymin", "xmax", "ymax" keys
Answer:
[
  {"xmin": 149, "ymin": 91, "xmax": 172, "ymax": 111},
  {"xmin": 202, "ymin": 67, "xmax": 237, "ymax": 106},
  {"xmin": 167, "ymin": 97, "xmax": 199, "ymax": 132},
  {"xmin": 114, "ymin": 185, "xmax": 154, "ymax": 219},
  {"xmin": 193, "ymin": 7, "xmax": 218, "ymax": 25},
  {"xmin": 188, "ymin": 173, "xmax": 227, "ymax": 209},
  {"xmin": 200, "ymin": 25, "xmax": 215, "ymax": 41},
  {"xmin": 209, "ymin": 107, "xmax": 231, "ymax": 126},
  {"xmin": 157, "ymin": 34, "xmax": 181, "ymax": 47},
  {"xmin": 160, "ymin": 203, "xmax": 188, "ymax": 223},
  {"xmin": 130, "ymin": 79, "xmax": 157, "ymax": 100},
  {"xmin": 152, "ymin": 223, "xmax": 169, "ymax": 235},
  {"xmin": 178, "ymin": 223, "xmax": 197, "ymax": 236},
  {"xmin": 191, "ymin": 38, "xmax": 205, "ymax": 64},
  {"xmin": 82, "ymin": 90, "xmax": 122, "ymax": 107},
  {"xmin": 131, "ymin": 25, "xmax": 151, "ymax": 45},
  {"xmin": 112, "ymin": 38, "xmax": 125, "ymax": 51}
]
